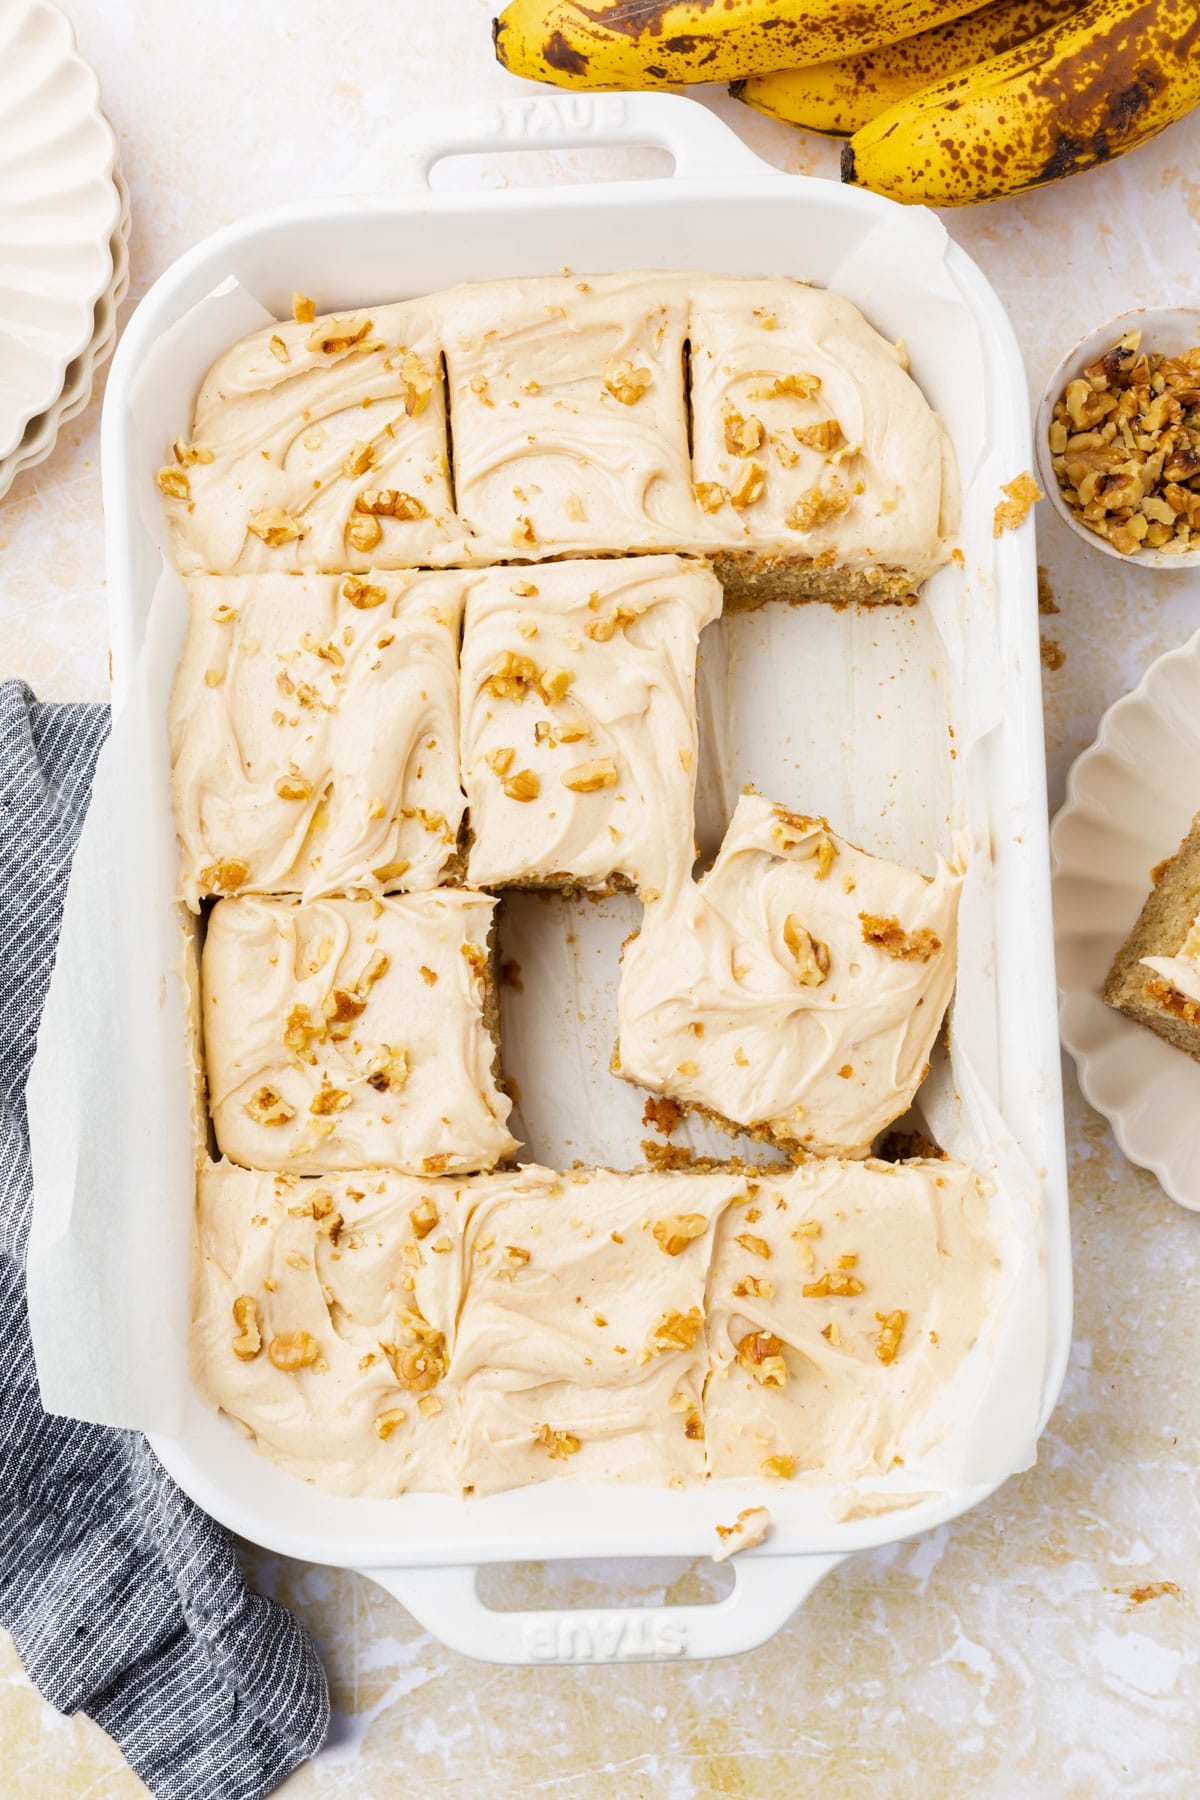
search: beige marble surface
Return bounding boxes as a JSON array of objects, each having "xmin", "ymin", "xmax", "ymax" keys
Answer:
[{"xmin": 3, "ymin": 1, "xmax": 1200, "ymax": 1793}]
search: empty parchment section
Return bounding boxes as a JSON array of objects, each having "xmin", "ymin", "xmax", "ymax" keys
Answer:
[
  {"xmin": 201, "ymin": 892, "xmax": 516, "ymax": 1176},
  {"xmin": 170, "ymin": 569, "xmax": 468, "ymax": 908}
]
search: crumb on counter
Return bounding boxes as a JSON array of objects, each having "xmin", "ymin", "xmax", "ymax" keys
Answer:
[{"xmin": 994, "ymin": 471, "xmax": 1042, "ymax": 537}]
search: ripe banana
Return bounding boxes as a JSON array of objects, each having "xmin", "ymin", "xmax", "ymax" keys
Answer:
[
  {"xmin": 842, "ymin": 0, "xmax": 1200, "ymax": 205},
  {"xmin": 735, "ymin": 0, "xmax": 1082, "ymax": 138},
  {"xmin": 492, "ymin": 0, "xmax": 989, "ymax": 90}
]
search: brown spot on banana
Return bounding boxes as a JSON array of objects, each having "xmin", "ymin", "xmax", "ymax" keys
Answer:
[{"xmin": 841, "ymin": 0, "xmax": 1200, "ymax": 206}]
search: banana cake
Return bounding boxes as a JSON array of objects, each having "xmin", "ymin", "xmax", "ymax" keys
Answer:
[
  {"xmin": 1103, "ymin": 810, "xmax": 1200, "ymax": 1058},
  {"xmin": 616, "ymin": 793, "xmax": 962, "ymax": 1157}
]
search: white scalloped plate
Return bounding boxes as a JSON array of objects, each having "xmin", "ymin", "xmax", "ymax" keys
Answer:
[
  {"xmin": 1053, "ymin": 629, "xmax": 1200, "ymax": 1209},
  {"xmin": 0, "ymin": 0, "xmax": 121, "ymax": 463},
  {"xmin": 0, "ymin": 157, "xmax": 129, "ymax": 500}
]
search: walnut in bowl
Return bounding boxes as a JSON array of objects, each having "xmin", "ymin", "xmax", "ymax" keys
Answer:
[{"xmin": 1035, "ymin": 307, "xmax": 1200, "ymax": 569}]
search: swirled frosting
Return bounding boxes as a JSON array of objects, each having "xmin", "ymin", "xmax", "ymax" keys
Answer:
[
  {"xmin": 687, "ymin": 276, "xmax": 958, "ymax": 579},
  {"xmin": 170, "ymin": 570, "xmax": 466, "ymax": 908},
  {"xmin": 160, "ymin": 275, "xmax": 957, "ymax": 590},
  {"xmin": 459, "ymin": 555, "xmax": 721, "ymax": 897},
  {"xmin": 160, "ymin": 301, "xmax": 473, "ymax": 575},
  {"xmin": 617, "ymin": 794, "xmax": 962, "ymax": 1156},
  {"xmin": 705, "ymin": 1157, "xmax": 999, "ymax": 1483},
  {"xmin": 202, "ymin": 893, "xmax": 516, "ymax": 1176},
  {"xmin": 193, "ymin": 1157, "xmax": 996, "ymax": 1498}
]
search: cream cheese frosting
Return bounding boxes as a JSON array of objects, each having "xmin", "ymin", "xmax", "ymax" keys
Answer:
[
  {"xmin": 193, "ymin": 1157, "xmax": 997, "ymax": 1498},
  {"xmin": 160, "ymin": 275, "xmax": 957, "ymax": 593},
  {"xmin": 159, "ymin": 301, "xmax": 474, "ymax": 575},
  {"xmin": 704, "ymin": 1157, "xmax": 999, "ymax": 1483},
  {"xmin": 170, "ymin": 571, "xmax": 466, "ymax": 908},
  {"xmin": 458, "ymin": 555, "xmax": 721, "ymax": 897},
  {"xmin": 687, "ymin": 277, "xmax": 958, "ymax": 582},
  {"xmin": 1143, "ymin": 916, "xmax": 1200, "ymax": 1004},
  {"xmin": 438, "ymin": 271, "xmax": 699, "ymax": 559},
  {"xmin": 617, "ymin": 794, "xmax": 962, "ymax": 1156},
  {"xmin": 202, "ymin": 893, "xmax": 516, "ymax": 1176}
]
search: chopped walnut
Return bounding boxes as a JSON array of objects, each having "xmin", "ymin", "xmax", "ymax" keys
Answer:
[
  {"xmin": 374, "ymin": 1407, "xmax": 408, "ymax": 1440},
  {"xmin": 712, "ymin": 1505, "xmax": 771, "ymax": 1562},
  {"xmin": 342, "ymin": 576, "xmax": 388, "ymax": 609},
  {"xmin": 782, "ymin": 915, "xmax": 830, "ymax": 986},
  {"xmin": 418, "ymin": 1394, "xmax": 443, "ymax": 1418},
  {"xmin": 231, "ymin": 1295, "xmax": 262, "ymax": 1360},
  {"xmin": 994, "ymin": 470, "xmax": 1042, "ymax": 537},
  {"xmin": 751, "ymin": 372, "xmax": 821, "ymax": 400},
  {"xmin": 723, "ymin": 405, "xmax": 765, "ymax": 456},
  {"xmin": 694, "ymin": 480, "xmax": 726, "ymax": 513},
  {"xmin": 486, "ymin": 746, "xmax": 515, "ymax": 777},
  {"xmin": 859, "ymin": 913, "xmax": 942, "ymax": 963},
  {"xmin": 1047, "ymin": 336, "xmax": 1200, "ymax": 551},
  {"xmin": 274, "ymin": 771, "xmax": 313, "ymax": 802},
  {"xmin": 735, "ymin": 1330, "xmax": 788, "ymax": 1387},
  {"xmin": 651, "ymin": 1213, "xmax": 707, "ymax": 1256},
  {"xmin": 267, "ymin": 1330, "xmax": 319, "ymax": 1371},
  {"xmin": 309, "ymin": 1081, "xmax": 352, "ymax": 1117},
  {"xmin": 269, "ymin": 334, "xmax": 290, "ymax": 363},
  {"xmin": 539, "ymin": 666, "xmax": 574, "ymax": 703},
  {"xmin": 603, "ymin": 357, "xmax": 652, "ymax": 404},
  {"xmin": 802, "ymin": 1269, "xmax": 865, "ymax": 1298},
  {"xmin": 761, "ymin": 1454, "xmax": 796, "ymax": 1480},
  {"xmin": 156, "ymin": 465, "xmax": 190, "ymax": 501},
  {"xmin": 245, "ymin": 1085, "xmax": 295, "ymax": 1127},
  {"xmin": 735, "ymin": 1232, "xmax": 770, "ymax": 1260},
  {"xmin": 484, "ymin": 650, "xmax": 541, "ymax": 701},
  {"xmin": 874, "ymin": 1309, "xmax": 907, "ymax": 1365},
  {"xmin": 794, "ymin": 418, "xmax": 845, "ymax": 454},
  {"xmin": 731, "ymin": 1274, "xmax": 774, "ymax": 1299},
  {"xmin": 409, "ymin": 1196, "xmax": 439, "ymax": 1240},
  {"xmin": 536, "ymin": 1424, "xmax": 582, "ymax": 1459},
  {"xmin": 366, "ymin": 1045, "xmax": 409, "ymax": 1094},
  {"xmin": 502, "ymin": 768, "xmax": 540, "ymax": 802},
  {"xmin": 382, "ymin": 1319, "xmax": 448, "ymax": 1392},
  {"xmin": 292, "ymin": 292, "xmax": 315, "ymax": 324},
  {"xmin": 561, "ymin": 758, "xmax": 617, "ymax": 793},
  {"xmin": 342, "ymin": 441, "xmax": 378, "ymax": 479},
  {"xmin": 247, "ymin": 508, "xmax": 305, "ymax": 547},
  {"xmin": 729, "ymin": 461, "xmax": 766, "ymax": 510},
  {"xmin": 785, "ymin": 480, "xmax": 849, "ymax": 532},
  {"xmin": 199, "ymin": 857, "xmax": 249, "ymax": 894},
  {"xmin": 649, "ymin": 1306, "xmax": 703, "ymax": 1352},
  {"xmin": 356, "ymin": 488, "xmax": 428, "ymax": 521},
  {"xmin": 346, "ymin": 512, "xmax": 382, "ymax": 553},
  {"xmin": 306, "ymin": 313, "xmax": 372, "ymax": 354}
]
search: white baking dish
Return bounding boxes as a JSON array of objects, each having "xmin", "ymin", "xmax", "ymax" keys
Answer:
[{"xmin": 31, "ymin": 94, "xmax": 1069, "ymax": 1665}]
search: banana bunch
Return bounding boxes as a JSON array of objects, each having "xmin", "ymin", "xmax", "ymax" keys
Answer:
[
  {"xmin": 493, "ymin": 0, "xmax": 1200, "ymax": 206},
  {"xmin": 839, "ymin": 0, "xmax": 1200, "ymax": 205},
  {"xmin": 493, "ymin": 0, "xmax": 986, "ymax": 89},
  {"xmin": 735, "ymin": 0, "xmax": 1083, "ymax": 139}
]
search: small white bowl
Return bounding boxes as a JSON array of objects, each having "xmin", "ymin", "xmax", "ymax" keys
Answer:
[{"xmin": 1034, "ymin": 305, "xmax": 1200, "ymax": 571}]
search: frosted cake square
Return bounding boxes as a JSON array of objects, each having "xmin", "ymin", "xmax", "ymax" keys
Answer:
[
  {"xmin": 158, "ymin": 300, "xmax": 472, "ymax": 574},
  {"xmin": 1103, "ymin": 810, "xmax": 1200, "ymax": 1059},
  {"xmin": 450, "ymin": 1166, "xmax": 735, "ymax": 1496},
  {"xmin": 704, "ymin": 1158, "xmax": 998, "ymax": 1484},
  {"xmin": 193, "ymin": 1162, "xmax": 467, "ymax": 1496},
  {"xmin": 687, "ymin": 276, "xmax": 957, "ymax": 606},
  {"xmin": 617, "ymin": 794, "xmax": 961, "ymax": 1156},
  {"xmin": 202, "ymin": 892, "xmax": 516, "ymax": 1176},
  {"xmin": 459, "ymin": 555, "xmax": 721, "ymax": 896},
  {"xmin": 171, "ymin": 570, "xmax": 466, "ymax": 907},
  {"xmin": 439, "ymin": 272, "xmax": 698, "ymax": 558}
]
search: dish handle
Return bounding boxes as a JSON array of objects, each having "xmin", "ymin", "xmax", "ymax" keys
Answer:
[
  {"xmin": 360, "ymin": 1552, "xmax": 843, "ymax": 1664},
  {"xmin": 346, "ymin": 91, "xmax": 770, "ymax": 192}
]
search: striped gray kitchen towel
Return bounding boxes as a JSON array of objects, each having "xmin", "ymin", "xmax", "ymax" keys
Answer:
[{"xmin": 0, "ymin": 683, "xmax": 329, "ymax": 1799}]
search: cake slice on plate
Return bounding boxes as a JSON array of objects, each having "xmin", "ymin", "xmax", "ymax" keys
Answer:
[
  {"xmin": 616, "ymin": 793, "xmax": 962, "ymax": 1157},
  {"xmin": 1104, "ymin": 811, "xmax": 1200, "ymax": 1058}
]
